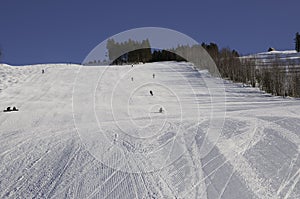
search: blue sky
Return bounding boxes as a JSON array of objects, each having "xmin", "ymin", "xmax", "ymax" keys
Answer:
[{"xmin": 0, "ymin": 0, "xmax": 299, "ymax": 65}]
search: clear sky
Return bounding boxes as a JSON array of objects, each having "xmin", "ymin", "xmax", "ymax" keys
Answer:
[{"xmin": 0, "ymin": 0, "xmax": 299, "ymax": 65}]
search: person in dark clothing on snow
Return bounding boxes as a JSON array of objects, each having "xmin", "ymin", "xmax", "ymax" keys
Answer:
[
  {"xmin": 3, "ymin": 106, "xmax": 18, "ymax": 112},
  {"xmin": 150, "ymin": 90, "xmax": 153, "ymax": 96},
  {"xmin": 4, "ymin": 107, "xmax": 11, "ymax": 112}
]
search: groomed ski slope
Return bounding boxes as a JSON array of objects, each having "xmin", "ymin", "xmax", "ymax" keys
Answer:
[{"xmin": 0, "ymin": 62, "xmax": 299, "ymax": 198}]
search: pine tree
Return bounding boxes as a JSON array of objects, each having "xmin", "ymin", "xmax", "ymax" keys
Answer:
[
  {"xmin": 295, "ymin": 32, "xmax": 300, "ymax": 52},
  {"xmin": 106, "ymin": 39, "xmax": 117, "ymax": 61}
]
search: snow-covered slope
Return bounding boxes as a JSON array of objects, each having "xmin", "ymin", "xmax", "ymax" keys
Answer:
[
  {"xmin": 242, "ymin": 50, "xmax": 300, "ymax": 67},
  {"xmin": 0, "ymin": 62, "xmax": 299, "ymax": 198}
]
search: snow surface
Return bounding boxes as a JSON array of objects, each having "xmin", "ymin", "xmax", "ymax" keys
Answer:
[
  {"xmin": 242, "ymin": 50, "xmax": 300, "ymax": 67},
  {"xmin": 0, "ymin": 62, "xmax": 299, "ymax": 198}
]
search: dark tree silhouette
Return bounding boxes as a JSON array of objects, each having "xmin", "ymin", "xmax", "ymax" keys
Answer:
[{"xmin": 295, "ymin": 32, "xmax": 300, "ymax": 52}]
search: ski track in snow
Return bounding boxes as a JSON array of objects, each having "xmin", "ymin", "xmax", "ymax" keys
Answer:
[{"xmin": 0, "ymin": 62, "xmax": 299, "ymax": 198}]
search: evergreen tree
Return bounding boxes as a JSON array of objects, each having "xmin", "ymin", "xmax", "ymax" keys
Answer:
[
  {"xmin": 107, "ymin": 38, "xmax": 153, "ymax": 64},
  {"xmin": 295, "ymin": 32, "xmax": 300, "ymax": 52},
  {"xmin": 106, "ymin": 38, "xmax": 118, "ymax": 62}
]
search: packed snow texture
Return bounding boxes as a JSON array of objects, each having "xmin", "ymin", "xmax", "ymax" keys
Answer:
[{"xmin": 0, "ymin": 62, "xmax": 299, "ymax": 198}]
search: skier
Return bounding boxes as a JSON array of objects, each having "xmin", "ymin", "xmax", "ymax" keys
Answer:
[
  {"xmin": 3, "ymin": 107, "xmax": 11, "ymax": 112},
  {"xmin": 42, "ymin": 69, "xmax": 45, "ymax": 74},
  {"xmin": 131, "ymin": 77, "xmax": 133, "ymax": 81},
  {"xmin": 150, "ymin": 90, "xmax": 153, "ymax": 96},
  {"xmin": 113, "ymin": 134, "xmax": 118, "ymax": 144},
  {"xmin": 153, "ymin": 73, "xmax": 155, "ymax": 79},
  {"xmin": 159, "ymin": 107, "xmax": 163, "ymax": 113}
]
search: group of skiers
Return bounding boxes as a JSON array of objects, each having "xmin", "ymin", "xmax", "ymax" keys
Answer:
[
  {"xmin": 131, "ymin": 73, "xmax": 156, "ymax": 96},
  {"xmin": 130, "ymin": 72, "xmax": 163, "ymax": 113},
  {"xmin": 3, "ymin": 69, "xmax": 164, "ymax": 113},
  {"xmin": 3, "ymin": 106, "xmax": 18, "ymax": 112}
]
